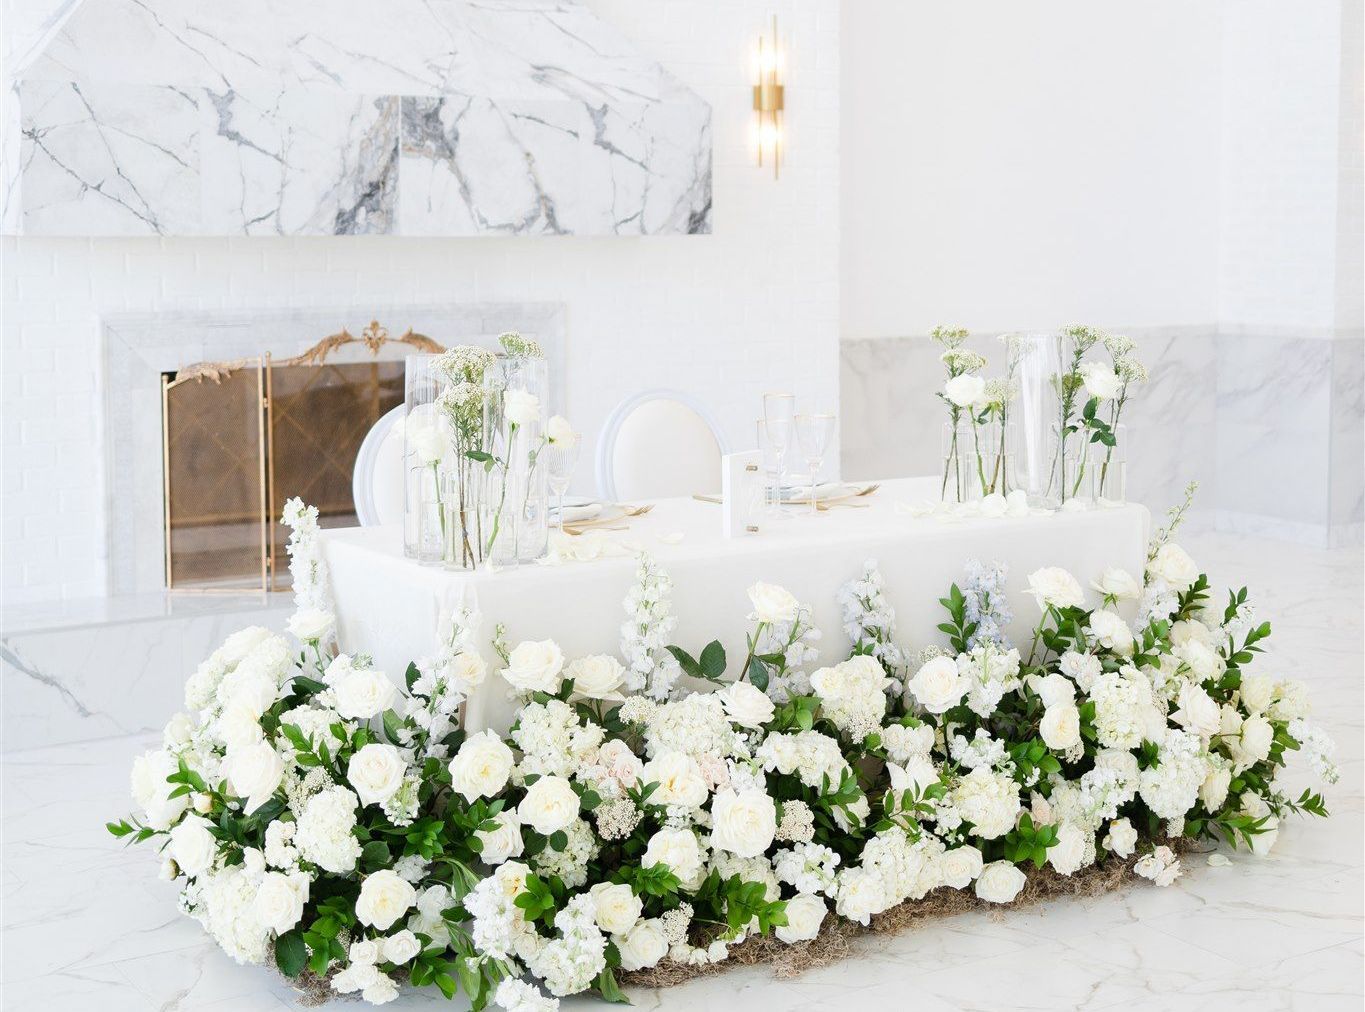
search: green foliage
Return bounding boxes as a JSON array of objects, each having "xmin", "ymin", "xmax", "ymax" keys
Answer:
[
  {"xmin": 666, "ymin": 640, "xmax": 727, "ymax": 684},
  {"xmin": 936, "ymin": 584, "xmax": 977, "ymax": 654},
  {"xmin": 274, "ymin": 930, "xmax": 308, "ymax": 977},
  {"xmin": 1004, "ymin": 814, "xmax": 1059, "ymax": 868}
]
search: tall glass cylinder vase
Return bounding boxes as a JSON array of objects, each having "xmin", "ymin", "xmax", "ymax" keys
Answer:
[
  {"xmin": 1010, "ymin": 333, "xmax": 1064, "ymax": 508},
  {"xmin": 402, "ymin": 355, "xmax": 450, "ymax": 561},
  {"xmin": 481, "ymin": 356, "xmax": 550, "ymax": 565}
]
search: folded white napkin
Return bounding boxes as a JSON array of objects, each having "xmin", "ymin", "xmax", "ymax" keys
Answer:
[
  {"xmin": 552, "ymin": 503, "xmax": 603, "ymax": 523},
  {"xmin": 780, "ymin": 482, "xmax": 849, "ymax": 503}
]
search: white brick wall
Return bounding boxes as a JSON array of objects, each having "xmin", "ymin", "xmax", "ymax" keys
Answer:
[{"xmin": 1, "ymin": 0, "xmax": 841, "ymax": 604}]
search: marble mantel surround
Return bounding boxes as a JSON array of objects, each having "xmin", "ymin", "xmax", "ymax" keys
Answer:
[{"xmin": 2, "ymin": 0, "xmax": 712, "ymax": 236}]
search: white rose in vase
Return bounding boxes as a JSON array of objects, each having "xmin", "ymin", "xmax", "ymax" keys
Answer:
[
  {"xmin": 709, "ymin": 787, "xmax": 777, "ymax": 857},
  {"xmin": 503, "ymin": 388, "xmax": 540, "ymax": 428},
  {"xmin": 546, "ymin": 415, "xmax": 575, "ymax": 445},
  {"xmin": 355, "ymin": 870, "xmax": 417, "ymax": 931},
  {"xmin": 474, "ymin": 810, "xmax": 524, "ymax": 865},
  {"xmin": 406, "ymin": 409, "xmax": 448, "ymax": 465},
  {"xmin": 747, "ymin": 581, "xmax": 799, "ymax": 624},
  {"xmin": 565, "ymin": 654, "xmax": 627, "ymax": 701},
  {"xmin": 943, "ymin": 374, "xmax": 987, "ymax": 408},
  {"xmin": 502, "ymin": 640, "xmax": 565, "ymax": 695},
  {"xmin": 589, "ymin": 881, "xmax": 643, "ymax": 935},
  {"xmin": 776, "ymin": 893, "xmax": 827, "ymax": 943},
  {"xmin": 168, "ymin": 814, "xmax": 217, "ymax": 877},
  {"xmin": 1080, "ymin": 362, "xmax": 1123, "ymax": 400},
  {"xmin": 719, "ymin": 680, "xmax": 776, "ymax": 728},
  {"xmin": 517, "ymin": 775, "xmax": 579, "ymax": 835},
  {"xmin": 1025, "ymin": 567, "xmax": 1086, "ymax": 611},
  {"xmin": 449, "ymin": 731, "xmax": 514, "ymax": 802},
  {"xmin": 907, "ymin": 656, "xmax": 965, "ymax": 714},
  {"xmin": 332, "ymin": 667, "xmax": 398, "ymax": 721},
  {"xmin": 225, "ymin": 740, "xmax": 284, "ymax": 815},
  {"xmin": 347, "ymin": 743, "xmax": 407, "ymax": 806},
  {"xmin": 253, "ymin": 871, "xmax": 309, "ymax": 933},
  {"xmin": 974, "ymin": 860, "xmax": 1027, "ymax": 903},
  {"xmin": 615, "ymin": 918, "xmax": 668, "ymax": 971}
]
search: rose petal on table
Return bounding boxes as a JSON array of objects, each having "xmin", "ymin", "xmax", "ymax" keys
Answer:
[
  {"xmin": 657, "ymin": 532, "xmax": 686, "ymax": 545},
  {"xmin": 1207, "ymin": 853, "xmax": 1232, "ymax": 867}
]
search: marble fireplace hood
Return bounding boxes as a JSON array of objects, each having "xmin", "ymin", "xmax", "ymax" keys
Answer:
[{"xmin": 3, "ymin": 0, "xmax": 712, "ymax": 236}]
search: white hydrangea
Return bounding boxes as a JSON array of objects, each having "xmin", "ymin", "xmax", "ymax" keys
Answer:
[
  {"xmin": 640, "ymin": 692, "xmax": 742, "ymax": 762},
  {"xmin": 756, "ymin": 731, "xmax": 850, "ymax": 792},
  {"xmin": 531, "ymin": 818, "xmax": 600, "ymax": 890},
  {"xmin": 197, "ymin": 864, "xmax": 270, "ymax": 965},
  {"xmin": 949, "ymin": 766, "xmax": 1021, "ymax": 839},
  {"xmin": 523, "ymin": 894, "xmax": 607, "ymax": 997},
  {"xmin": 512, "ymin": 700, "xmax": 604, "ymax": 780},
  {"xmin": 1059, "ymin": 651, "xmax": 1103, "ymax": 693},
  {"xmin": 1138, "ymin": 728, "xmax": 1207, "ymax": 821},
  {"xmin": 810, "ymin": 654, "xmax": 889, "ymax": 742},
  {"xmin": 1090, "ymin": 667, "xmax": 1158, "ymax": 750},
  {"xmin": 294, "ymin": 786, "xmax": 362, "ymax": 874},
  {"xmin": 773, "ymin": 842, "xmax": 841, "ymax": 896}
]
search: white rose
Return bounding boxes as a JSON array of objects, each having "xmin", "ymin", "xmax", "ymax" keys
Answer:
[
  {"xmin": 163, "ymin": 712, "xmax": 194, "ymax": 748},
  {"xmin": 1087, "ymin": 609, "xmax": 1134, "ymax": 655},
  {"xmin": 1150, "ymin": 543, "xmax": 1199, "ymax": 591},
  {"xmin": 589, "ymin": 882, "xmax": 642, "ymax": 935},
  {"xmin": 347, "ymin": 743, "xmax": 407, "ymax": 806},
  {"xmin": 253, "ymin": 871, "xmax": 309, "ymax": 933},
  {"xmin": 616, "ymin": 918, "xmax": 668, "ymax": 971},
  {"xmin": 776, "ymin": 893, "xmax": 827, "ymax": 943},
  {"xmin": 719, "ymin": 680, "xmax": 776, "ymax": 729},
  {"xmin": 355, "ymin": 870, "xmax": 417, "ymax": 931},
  {"xmin": 546, "ymin": 415, "xmax": 575, "ymax": 445},
  {"xmin": 503, "ymin": 388, "xmax": 540, "ymax": 427},
  {"xmin": 1170, "ymin": 619, "xmax": 1214, "ymax": 646},
  {"xmin": 1239, "ymin": 675, "xmax": 1275, "ymax": 715},
  {"xmin": 888, "ymin": 755, "xmax": 940, "ymax": 798},
  {"xmin": 1048, "ymin": 823, "xmax": 1089, "ymax": 875},
  {"xmin": 642, "ymin": 751, "xmax": 708, "ymax": 808},
  {"xmin": 416, "ymin": 884, "xmax": 452, "ymax": 920},
  {"xmin": 219, "ymin": 626, "xmax": 274, "ymax": 667},
  {"xmin": 216, "ymin": 700, "xmax": 265, "ymax": 751},
  {"xmin": 1172, "ymin": 682, "xmax": 1221, "ymax": 739},
  {"xmin": 288, "ymin": 608, "xmax": 335, "ymax": 643},
  {"xmin": 475, "ymin": 810, "xmax": 524, "ymax": 865},
  {"xmin": 333, "ymin": 668, "xmax": 397, "ymax": 721},
  {"xmin": 1092, "ymin": 568, "xmax": 1141, "ymax": 601},
  {"xmin": 1239, "ymin": 793, "xmax": 1280, "ymax": 856},
  {"xmin": 834, "ymin": 867, "xmax": 884, "ymax": 925},
  {"xmin": 502, "ymin": 640, "xmax": 565, "ymax": 695},
  {"xmin": 908, "ymin": 655, "xmax": 965, "ymax": 714},
  {"xmin": 349, "ymin": 939, "xmax": 381, "ymax": 965},
  {"xmin": 597, "ymin": 739, "xmax": 644, "ymax": 788},
  {"xmin": 517, "ymin": 775, "xmax": 579, "ymax": 835},
  {"xmin": 943, "ymin": 373, "xmax": 987, "ymax": 408},
  {"xmin": 168, "ymin": 814, "xmax": 217, "ymax": 877},
  {"xmin": 406, "ymin": 410, "xmax": 448, "ymax": 464},
  {"xmin": 709, "ymin": 788, "xmax": 777, "ymax": 858},
  {"xmin": 565, "ymin": 654, "xmax": 627, "ymax": 701},
  {"xmin": 1026, "ymin": 567, "xmax": 1086, "ymax": 611},
  {"xmin": 1174, "ymin": 639, "xmax": 1222, "ymax": 681},
  {"xmin": 218, "ymin": 666, "xmax": 278, "ymax": 718},
  {"xmin": 1040, "ymin": 703, "xmax": 1082, "ymax": 751},
  {"xmin": 1080, "ymin": 362, "xmax": 1122, "ymax": 400},
  {"xmin": 449, "ymin": 731, "xmax": 514, "ymax": 802},
  {"xmin": 1103, "ymin": 817, "xmax": 1138, "ymax": 858},
  {"xmin": 937, "ymin": 845, "xmax": 984, "ymax": 889},
  {"xmin": 448, "ymin": 651, "xmax": 488, "ymax": 691},
  {"xmin": 225, "ymin": 740, "xmax": 284, "ymax": 814},
  {"xmin": 974, "ymin": 860, "xmax": 1027, "ymax": 903},
  {"xmin": 1029, "ymin": 672, "xmax": 1076, "ymax": 709},
  {"xmin": 1238, "ymin": 715, "xmax": 1274, "ymax": 766},
  {"xmin": 381, "ymin": 929, "xmax": 421, "ymax": 966},
  {"xmin": 643, "ymin": 828, "xmax": 702, "ymax": 881},
  {"xmin": 1200, "ymin": 766, "xmax": 1231, "ymax": 812},
  {"xmin": 747, "ymin": 581, "xmax": 800, "ymax": 624}
]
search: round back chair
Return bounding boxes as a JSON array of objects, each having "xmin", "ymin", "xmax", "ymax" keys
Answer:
[
  {"xmin": 351, "ymin": 405, "xmax": 406, "ymax": 526},
  {"xmin": 595, "ymin": 389, "xmax": 728, "ymax": 502}
]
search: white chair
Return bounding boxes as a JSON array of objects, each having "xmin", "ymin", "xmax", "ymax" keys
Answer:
[
  {"xmin": 352, "ymin": 405, "xmax": 406, "ymax": 526},
  {"xmin": 596, "ymin": 389, "xmax": 728, "ymax": 502}
]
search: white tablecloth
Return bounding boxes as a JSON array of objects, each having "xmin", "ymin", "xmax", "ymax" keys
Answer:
[{"xmin": 322, "ymin": 477, "xmax": 1149, "ymax": 731}]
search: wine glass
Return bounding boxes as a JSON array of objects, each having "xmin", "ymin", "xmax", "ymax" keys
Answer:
[
  {"xmin": 794, "ymin": 413, "xmax": 836, "ymax": 516},
  {"xmin": 762, "ymin": 392, "xmax": 795, "ymax": 512},
  {"xmin": 544, "ymin": 433, "xmax": 581, "ymax": 531}
]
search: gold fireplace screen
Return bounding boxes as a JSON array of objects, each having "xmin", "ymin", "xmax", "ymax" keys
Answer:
[{"xmin": 161, "ymin": 322, "xmax": 444, "ymax": 591}]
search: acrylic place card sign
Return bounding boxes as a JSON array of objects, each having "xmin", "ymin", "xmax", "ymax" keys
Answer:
[{"xmin": 721, "ymin": 450, "xmax": 764, "ymax": 537}]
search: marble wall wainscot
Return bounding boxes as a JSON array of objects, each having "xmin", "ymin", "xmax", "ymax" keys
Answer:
[
  {"xmin": 5, "ymin": 0, "xmax": 712, "ymax": 236},
  {"xmin": 1330, "ymin": 336, "xmax": 1364, "ymax": 544},
  {"xmin": 1, "ymin": 593, "xmax": 291, "ymax": 751}
]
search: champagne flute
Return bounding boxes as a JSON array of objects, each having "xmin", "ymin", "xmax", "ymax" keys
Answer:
[
  {"xmin": 794, "ymin": 413, "xmax": 836, "ymax": 516},
  {"xmin": 545, "ymin": 433, "xmax": 581, "ymax": 531},
  {"xmin": 763, "ymin": 392, "xmax": 795, "ymax": 512}
]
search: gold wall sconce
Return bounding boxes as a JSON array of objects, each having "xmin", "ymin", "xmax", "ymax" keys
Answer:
[{"xmin": 753, "ymin": 15, "xmax": 784, "ymax": 179}]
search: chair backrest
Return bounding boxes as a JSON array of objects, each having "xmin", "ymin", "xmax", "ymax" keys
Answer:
[
  {"xmin": 352, "ymin": 405, "xmax": 406, "ymax": 526},
  {"xmin": 596, "ymin": 389, "xmax": 728, "ymax": 502}
]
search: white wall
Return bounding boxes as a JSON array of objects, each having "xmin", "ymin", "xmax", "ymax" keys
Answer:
[
  {"xmin": 840, "ymin": 1, "xmax": 1223, "ymax": 338},
  {"xmin": 0, "ymin": 0, "xmax": 842, "ymax": 605}
]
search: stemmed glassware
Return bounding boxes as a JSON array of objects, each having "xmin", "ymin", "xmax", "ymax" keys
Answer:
[
  {"xmin": 762, "ymin": 392, "xmax": 796, "ymax": 512},
  {"xmin": 544, "ymin": 433, "xmax": 581, "ymax": 531},
  {"xmin": 794, "ymin": 413, "xmax": 836, "ymax": 516}
]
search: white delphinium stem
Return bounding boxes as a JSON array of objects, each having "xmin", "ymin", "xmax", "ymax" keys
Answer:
[
  {"xmin": 837, "ymin": 559, "xmax": 905, "ymax": 693},
  {"xmin": 620, "ymin": 553, "xmax": 682, "ymax": 699}
]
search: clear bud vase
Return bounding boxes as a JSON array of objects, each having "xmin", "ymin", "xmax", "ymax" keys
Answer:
[
  {"xmin": 1051, "ymin": 431, "xmax": 1092, "ymax": 508},
  {"xmin": 941, "ymin": 420, "xmax": 969, "ymax": 504},
  {"xmin": 974, "ymin": 418, "xmax": 1013, "ymax": 498},
  {"xmin": 1091, "ymin": 423, "xmax": 1128, "ymax": 505},
  {"xmin": 481, "ymin": 356, "xmax": 550, "ymax": 565},
  {"xmin": 1011, "ymin": 333, "xmax": 1064, "ymax": 508},
  {"xmin": 441, "ymin": 468, "xmax": 481, "ymax": 570},
  {"xmin": 403, "ymin": 355, "xmax": 451, "ymax": 560}
]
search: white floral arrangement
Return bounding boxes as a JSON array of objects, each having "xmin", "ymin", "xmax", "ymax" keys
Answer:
[{"xmin": 111, "ymin": 500, "xmax": 1336, "ymax": 1010}]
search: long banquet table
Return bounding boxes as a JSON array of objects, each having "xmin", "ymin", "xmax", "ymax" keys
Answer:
[{"xmin": 322, "ymin": 477, "xmax": 1149, "ymax": 731}]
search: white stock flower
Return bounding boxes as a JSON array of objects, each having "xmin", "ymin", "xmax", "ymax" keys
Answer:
[
  {"xmin": 356, "ymin": 870, "xmax": 418, "ymax": 931},
  {"xmin": 1040, "ymin": 703, "xmax": 1082, "ymax": 751},
  {"xmin": 642, "ymin": 751, "xmax": 708, "ymax": 808},
  {"xmin": 589, "ymin": 882, "xmax": 642, "ymax": 935},
  {"xmin": 709, "ymin": 788, "xmax": 778, "ymax": 858},
  {"xmin": 504, "ymin": 388, "xmax": 540, "ymax": 428},
  {"xmin": 253, "ymin": 871, "xmax": 309, "ymax": 933},
  {"xmin": 1103, "ymin": 818, "xmax": 1138, "ymax": 858},
  {"xmin": 944, "ymin": 374, "xmax": 987, "ymax": 407},
  {"xmin": 475, "ymin": 810, "xmax": 524, "ymax": 865},
  {"xmin": 974, "ymin": 860, "xmax": 1026, "ymax": 903},
  {"xmin": 225, "ymin": 740, "xmax": 284, "ymax": 815},
  {"xmin": 347, "ymin": 743, "xmax": 407, "ymax": 806},
  {"xmin": 616, "ymin": 917, "xmax": 668, "ymax": 971},
  {"xmin": 382, "ymin": 929, "xmax": 421, "ymax": 966},
  {"xmin": 748, "ymin": 582, "xmax": 800, "ymax": 624},
  {"xmin": 1149, "ymin": 544, "xmax": 1199, "ymax": 591},
  {"xmin": 546, "ymin": 415, "xmax": 574, "ymax": 445},
  {"xmin": 1025, "ymin": 567, "xmax": 1086, "ymax": 611},
  {"xmin": 565, "ymin": 655, "xmax": 627, "ymax": 701},
  {"xmin": 332, "ymin": 667, "xmax": 398, "ymax": 720},
  {"xmin": 503, "ymin": 640, "xmax": 566, "ymax": 695},
  {"xmin": 168, "ymin": 814, "xmax": 217, "ymax": 877},
  {"xmin": 907, "ymin": 655, "xmax": 965, "ymax": 714},
  {"xmin": 449, "ymin": 731, "xmax": 515, "ymax": 802},
  {"xmin": 719, "ymin": 680, "xmax": 776, "ymax": 729},
  {"xmin": 518, "ymin": 775, "xmax": 579, "ymax": 835},
  {"xmin": 1080, "ymin": 362, "xmax": 1122, "ymax": 400},
  {"xmin": 776, "ymin": 893, "xmax": 827, "ymax": 943},
  {"xmin": 1092, "ymin": 568, "xmax": 1141, "ymax": 601},
  {"xmin": 287, "ymin": 608, "xmax": 335, "ymax": 643}
]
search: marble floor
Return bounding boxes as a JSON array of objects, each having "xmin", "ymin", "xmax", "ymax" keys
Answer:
[{"xmin": 3, "ymin": 532, "xmax": 1361, "ymax": 1011}]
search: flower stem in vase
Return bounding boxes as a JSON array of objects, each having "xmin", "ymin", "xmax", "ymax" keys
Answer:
[{"xmin": 971, "ymin": 416, "xmax": 988, "ymax": 494}]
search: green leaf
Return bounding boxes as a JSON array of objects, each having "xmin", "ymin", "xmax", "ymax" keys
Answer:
[
  {"xmin": 275, "ymin": 930, "xmax": 308, "ymax": 977},
  {"xmin": 699, "ymin": 640, "xmax": 727, "ymax": 680},
  {"xmin": 747, "ymin": 656, "xmax": 769, "ymax": 692},
  {"xmin": 405, "ymin": 662, "xmax": 420, "ymax": 692},
  {"xmin": 466, "ymin": 450, "xmax": 494, "ymax": 463},
  {"xmin": 361, "ymin": 840, "xmax": 391, "ymax": 870},
  {"xmin": 665, "ymin": 646, "xmax": 702, "ymax": 680},
  {"xmin": 596, "ymin": 967, "xmax": 631, "ymax": 1004}
]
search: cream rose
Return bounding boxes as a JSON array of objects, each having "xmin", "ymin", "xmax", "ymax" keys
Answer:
[
  {"xmin": 162, "ymin": 711, "xmax": 194, "ymax": 748},
  {"xmin": 1026, "ymin": 567, "xmax": 1086, "ymax": 611},
  {"xmin": 355, "ymin": 870, "xmax": 417, "ymax": 931},
  {"xmin": 597, "ymin": 739, "xmax": 644, "ymax": 788},
  {"xmin": 1030, "ymin": 672, "xmax": 1076, "ymax": 709},
  {"xmin": 168, "ymin": 814, "xmax": 217, "ymax": 877},
  {"xmin": 517, "ymin": 775, "xmax": 579, "ymax": 835},
  {"xmin": 907, "ymin": 655, "xmax": 965, "ymax": 714},
  {"xmin": 546, "ymin": 415, "xmax": 575, "ymax": 445},
  {"xmin": 225, "ymin": 740, "xmax": 284, "ymax": 814},
  {"xmin": 748, "ymin": 581, "xmax": 800, "ymax": 624},
  {"xmin": 1150, "ymin": 543, "xmax": 1199, "ymax": 591},
  {"xmin": 1172, "ymin": 682, "xmax": 1221, "ymax": 739},
  {"xmin": 1174, "ymin": 639, "xmax": 1223, "ymax": 681},
  {"xmin": 1092, "ymin": 567, "xmax": 1141, "ymax": 601},
  {"xmin": 616, "ymin": 918, "xmax": 668, "ymax": 971},
  {"xmin": 218, "ymin": 666, "xmax": 278, "ymax": 718},
  {"xmin": 1080, "ymin": 362, "xmax": 1122, "ymax": 400},
  {"xmin": 349, "ymin": 939, "xmax": 381, "ymax": 965},
  {"xmin": 1048, "ymin": 823, "xmax": 1088, "ymax": 875},
  {"xmin": 1199, "ymin": 766, "xmax": 1231, "ymax": 812},
  {"xmin": 381, "ymin": 930, "xmax": 421, "ymax": 966},
  {"xmin": 642, "ymin": 828, "xmax": 703, "ymax": 881},
  {"xmin": 944, "ymin": 373, "xmax": 987, "ymax": 408},
  {"xmin": 589, "ymin": 881, "xmax": 643, "ymax": 935},
  {"xmin": 503, "ymin": 388, "xmax": 540, "ymax": 427},
  {"xmin": 642, "ymin": 750, "xmax": 708, "ymax": 808},
  {"xmin": 288, "ymin": 607, "xmax": 335, "ymax": 643},
  {"xmin": 1040, "ymin": 703, "xmax": 1082, "ymax": 751},
  {"xmin": 1087, "ymin": 609, "xmax": 1134, "ymax": 655},
  {"xmin": 449, "ymin": 731, "xmax": 514, "ymax": 802},
  {"xmin": 130, "ymin": 749, "xmax": 189, "ymax": 829},
  {"xmin": 216, "ymin": 700, "xmax": 265, "ymax": 751},
  {"xmin": 253, "ymin": 871, "xmax": 309, "ymax": 933},
  {"xmin": 565, "ymin": 654, "xmax": 627, "ymax": 701},
  {"xmin": 888, "ymin": 755, "xmax": 940, "ymax": 798},
  {"xmin": 776, "ymin": 893, "xmax": 827, "ymax": 943},
  {"xmin": 1237, "ymin": 715, "xmax": 1274, "ymax": 766},
  {"xmin": 719, "ymin": 680, "xmax": 776, "ymax": 729},
  {"xmin": 332, "ymin": 667, "xmax": 398, "ymax": 720},
  {"xmin": 1239, "ymin": 674, "xmax": 1275, "ymax": 715},
  {"xmin": 448, "ymin": 651, "xmax": 488, "ymax": 691},
  {"xmin": 474, "ymin": 810, "xmax": 524, "ymax": 865},
  {"xmin": 1103, "ymin": 817, "xmax": 1138, "ymax": 858},
  {"xmin": 347, "ymin": 743, "xmax": 407, "ymax": 806},
  {"xmin": 974, "ymin": 860, "xmax": 1027, "ymax": 903},
  {"xmin": 1239, "ymin": 793, "xmax": 1280, "ymax": 856},
  {"xmin": 502, "ymin": 640, "xmax": 565, "ymax": 695},
  {"xmin": 1170, "ymin": 619, "xmax": 1214, "ymax": 646},
  {"xmin": 937, "ymin": 845, "xmax": 984, "ymax": 889},
  {"xmin": 709, "ymin": 788, "xmax": 777, "ymax": 858}
]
